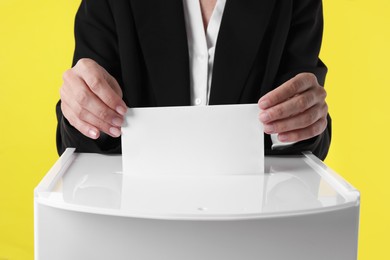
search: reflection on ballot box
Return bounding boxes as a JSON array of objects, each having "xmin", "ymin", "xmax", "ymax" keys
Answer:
[{"xmin": 34, "ymin": 149, "xmax": 359, "ymax": 260}]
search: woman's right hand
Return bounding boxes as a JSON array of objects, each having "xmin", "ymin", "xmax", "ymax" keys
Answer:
[{"xmin": 60, "ymin": 58, "xmax": 128, "ymax": 139}]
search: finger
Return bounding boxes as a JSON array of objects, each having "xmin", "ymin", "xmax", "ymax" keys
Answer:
[
  {"xmin": 259, "ymin": 86, "xmax": 327, "ymax": 123},
  {"xmin": 263, "ymin": 103, "xmax": 328, "ymax": 134},
  {"xmin": 276, "ymin": 117, "xmax": 328, "ymax": 143},
  {"xmin": 79, "ymin": 108, "xmax": 122, "ymax": 138},
  {"xmin": 61, "ymin": 86, "xmax": 122, "ymax": 138},
  {"xmin": 258, "ymin": 73, "xmax": 319, "ymax": 109},
  {"xmin": 61, "ymin": 100, "xmax": 100, "ymax": 139},
  {"xmin": 76, "ymin": 59, "xmax": 127, "ymax": 115},
  {"xmin": 62, "ymin": 70, "xmax": 124, "ymax": 128},
  {"xmin": 62, "ymin": 98, "xmax": 122, "ymax": 138}
]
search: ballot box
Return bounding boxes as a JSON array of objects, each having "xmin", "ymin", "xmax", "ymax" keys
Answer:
[{"xmin": 34, "ymin": 148, "xmax": 359, "ymax": 260}]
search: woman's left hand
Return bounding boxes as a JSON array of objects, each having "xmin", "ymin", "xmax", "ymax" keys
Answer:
[{"xmin": 258, "ymin": 73, "xmax": 328, "ymax": 142}]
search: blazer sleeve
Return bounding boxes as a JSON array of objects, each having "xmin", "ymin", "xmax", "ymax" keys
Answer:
[
  {"xmin": 267, "ymin": 0, "xmax": 331, "ymax": 160},
  {"xmin": 56, "ymin": 0, "xmax": 123, "ymax": 155}
]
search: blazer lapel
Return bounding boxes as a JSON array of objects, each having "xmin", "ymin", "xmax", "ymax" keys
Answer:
[
  {"xmin": 209, "ymin": 0, "xmax": 276, "ymax": 104},
  {"xmin": 130, "ymin": 0, "xmax": 190, "ymax": 106}
]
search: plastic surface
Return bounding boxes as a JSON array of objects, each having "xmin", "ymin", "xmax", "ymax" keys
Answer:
[
  {"xmin": 35, "ymin": 150, "xmax": 360, "ymax": 260},
  {"xmin": 35, "ymin": 150, "xmax": 359, "ymax": 220}
]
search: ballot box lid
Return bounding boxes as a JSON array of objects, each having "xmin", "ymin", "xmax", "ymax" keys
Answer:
[{"xmin": 35, "ymin": 149, "xmax": 359, "ymax": 220}]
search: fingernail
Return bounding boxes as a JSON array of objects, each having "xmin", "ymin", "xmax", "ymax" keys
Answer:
[
  {"xmin": 259, "ymin": 100, "xmax": 270, "ymax": 109},
  {"xmin": 259, "ymin": 112, "xmax": 270, "ymax": 122},
  {"xmin": 116, "ymin": 106, "xmax": 127, "ymax": 116},
  {"xmin": 110, "ymin": 127, "xmax": 121, "ymax": 137},
  {"xmin": 278, "ymin": 134, "xmax": 288, "ymax": 142},
  {"xmin": 89, "ymin": 129, "xmax": 98, "ymax": 139},
  {"xmin": 112, "ymin": 117, "xmax": 123, "ymax": 127},
  {"xmin": 264, "ymin": 124, "xmax": 275, "ymax": 134}
]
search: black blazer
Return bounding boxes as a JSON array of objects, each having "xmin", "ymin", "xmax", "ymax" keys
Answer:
[{"xmin": 56, "ymin": 0, "xmax": 331, "ymax": 159}]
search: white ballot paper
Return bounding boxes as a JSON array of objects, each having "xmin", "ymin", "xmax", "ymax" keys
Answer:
[{"xmin": 121, "ymin": 104, "xmax": 264, "ymax": 175}]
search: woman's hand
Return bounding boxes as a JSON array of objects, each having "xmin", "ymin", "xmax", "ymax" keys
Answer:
[
  {"xmin": 60, "ymin": 58, "xmax": 128, "ymax": 139},
  {"xmin": 258, "ymin": 73, "xmax": 328, "ymax": 143}
]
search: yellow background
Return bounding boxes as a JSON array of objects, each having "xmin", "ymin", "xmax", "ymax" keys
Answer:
[{"xmin": 0, "ymin": 0, "xmax": 389, "ymax": 259}]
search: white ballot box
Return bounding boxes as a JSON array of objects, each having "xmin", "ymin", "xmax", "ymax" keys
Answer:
[{"xmin": 34, "ymin": 148, "xmax": 359, "ymax": 260}]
